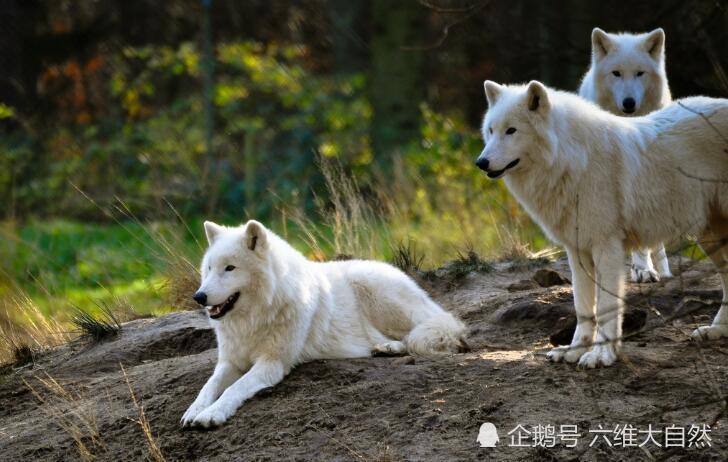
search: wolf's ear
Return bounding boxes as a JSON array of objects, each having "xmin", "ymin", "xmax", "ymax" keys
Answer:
[
  {"xmin": 525, "ymin": 81, "xmax": 550, "ymax": 114},
  {"xmin": 204, "ymin": 221, "xmax": 224, "ymax": 245},
  {"xmin": 243, "ymin": 220, "xmax": 267, "ymax": 252},
  {"xmin": 643, "ymin": 28, "xmax": 665, "ymax": 60},
  {"xmin": 591, "ymin": 28, "xmax": 612, "ymax": 60},
  {"xmin": 484, "ymin": 81, "xmax": 503, "ymax": 107}
]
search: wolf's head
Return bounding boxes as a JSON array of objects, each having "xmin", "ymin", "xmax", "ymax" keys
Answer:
[
  {"xmin": 475, "ymin": 80, "xmax": 557, "ymax": 179},
  {"xmin": 589, "ymin": 27, "xmax": 669, "ymax": 116},
  {"xmin": 193, "ymin": 220, "xmax": 275, "ymax": 321}
]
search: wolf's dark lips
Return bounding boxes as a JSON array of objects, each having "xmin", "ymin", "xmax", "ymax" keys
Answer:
[
  {"xmin": 207, "ymin": 292, "xmax": 240, "ymax": 319},
  {"xmin": 486, "ymin": 158, "xmax": 520, "ymax": 178}
]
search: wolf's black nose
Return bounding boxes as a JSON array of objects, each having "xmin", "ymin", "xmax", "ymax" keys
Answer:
[
  {"xmin": 622, "ymin": 97, "xmax": 636, "ymax": 112},
  {"xmin": 475, "ymin": 157, "xmax": 489, "ymax": 171},
  {"xmin": 193, "ymin": 291, "xmax": 207, "ymax": 305}
]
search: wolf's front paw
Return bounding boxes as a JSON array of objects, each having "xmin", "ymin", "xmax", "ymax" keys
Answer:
[
  {"xmin": 630, "ymin": 265, "xmax": 659, "ymax": 283},
  {"xmin": 577, "ymin": 344, "xmax": 618, "ymax": 369},
  {"xmin": 691, "ymin": 325, "xmax": 728, "ymax": 341},
  {"xmin": 191, "ymin": 402, "xmax": 235, "ymax": 429},
  {"xmin": 181, "ymin": 400, "xmax": 210, "ymax": 427},
  {"xmin": 546, "ymin": 345, "xmax": 588, "ymax": 363},
  {"xmin": 546, "ymin": 345, "xmax": 568, "ymax": 362}
]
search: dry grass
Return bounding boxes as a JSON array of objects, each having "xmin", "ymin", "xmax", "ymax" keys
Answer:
[
  {"xmin": 0, "ymin": 294, "xmax": 70, "ymax": 366},
  {"xmin": 286, "ymin": 156, "xmax": 391, "ymax": 261},
  {"xmin": 379, "ymin": 156, "xmax": 542, "ymax": 267},
  {"xmin": 21, "ymin": 366, "xmax": 166, "ymax": 462},
  {"xmin": 25, "ymin": 372, "xmax": 105, "ymax": 461},
  {"xmin": 113, "ymin": 199, "xmax": 202, "ymax": 312},
  {"xmin": 280, "ymin": 154, "xmax": 540, "ymax": 270},
  {"xmin": 144, "ymin": 214, "xmax": 201, "ymax": 312},
  {"xmin": 121, "ymin": 364, "xmax": 166, "ymax": 462}
]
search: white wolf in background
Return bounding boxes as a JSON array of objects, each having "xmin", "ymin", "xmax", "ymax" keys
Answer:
[
  {"xmin": 181, "ymin": 220, "xmax": 466, "ymax": 427},
  {"xmin": 579, "ymin": 27, "xmax": 673, "ymax": 283},
  {"xmin": 475, "ymin": 80, "xmax": 728, "ymax": 368}
]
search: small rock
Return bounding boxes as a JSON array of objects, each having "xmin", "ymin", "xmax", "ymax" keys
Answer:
[
  {"xmin": 533, "ymin": 269, "xmax": 570, "ymax": 287},
  {"xmin": 494, "ymin": 301, "xmax": 573, "ymax": 325},
  {"xmin": 548, "ymin": 316, "xmax": 576, "ymax": 346},
  {"xmin": 507, "ymin": 279, "xmax": 539, "ymax": 292},
  {"xmin": 623, "ymin": 309, "xmax": 648, "ymax": 334},
  {"xmin": 549, "ymin": 309, "xmax": 648, "ymax": 346}
]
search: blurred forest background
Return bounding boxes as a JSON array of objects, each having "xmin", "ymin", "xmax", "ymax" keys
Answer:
[{"xmin": 0, "ymin": 0, "xmax": 727, "ymax": 361}]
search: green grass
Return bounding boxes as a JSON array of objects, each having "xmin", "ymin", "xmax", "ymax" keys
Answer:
[{"xmin": 0, "ymin": 220, "xmax": 201, "ymax": 322}]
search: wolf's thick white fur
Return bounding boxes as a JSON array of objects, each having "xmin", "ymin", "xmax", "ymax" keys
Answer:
[
  {"xmin": 579, "ymin": 27, "xmax": 673, "ymax": 283},
  {"xmin": 181, "ymin": 220, "xmax": 466, "ymax": 427},
  {"xmin": 476, "ymin": 80, "xmax": 728, "ymax": 368}
]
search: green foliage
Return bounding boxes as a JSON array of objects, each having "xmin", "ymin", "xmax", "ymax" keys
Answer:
[
  {"xmin": 0, "ymin": 104, "xmax": 15, "ymax": 120},
  {"xmin": 0, "ymin": 39, "xmax": 551, "ymax": 333},
  {"xmin": 1, "ymin": 40, "xmax": 373, "ymax": 220}
]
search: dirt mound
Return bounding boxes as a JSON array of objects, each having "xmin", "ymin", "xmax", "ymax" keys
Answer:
[
  {"xmin": 38, "ymin": 311, "xmax": 216, "ymax": 377},
  {"xmin": 1, "ymin": 257, "xmax": 726, "ymax": 461}
]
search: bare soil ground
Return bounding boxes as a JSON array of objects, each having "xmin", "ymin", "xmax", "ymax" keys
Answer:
[{"xmin": 1, "ymin": 256, "xmax": 727, "ymax": 461}]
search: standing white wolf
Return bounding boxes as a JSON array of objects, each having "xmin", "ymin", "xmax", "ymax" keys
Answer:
[
  {"xmin": 475, "ymin": 80, "xmax": 728, "ymax": 368},
  {"xmin": 579, "ymin": 27, "xmax": 673, "ymax": 283},
  {"xmin": 181, "ymin": 220, "xmax": 466, "ymax": 427}
]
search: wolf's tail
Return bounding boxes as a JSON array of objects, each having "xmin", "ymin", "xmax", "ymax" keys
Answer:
[{"xmin": 404, "ymin": 311, "xmax": 468, "ymax": 355}]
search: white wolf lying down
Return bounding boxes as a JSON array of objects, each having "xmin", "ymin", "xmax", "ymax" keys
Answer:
[
  {"xmin": 181, "ymin": 220, "xmax": 466, "ymax": 427},
  {"xmin": 475, "ymin": 80, "xmax": 728, "ymax": 368},
  {"xmin": 579, "ymin": 27, "xmax": 674, "ymax": 283}
]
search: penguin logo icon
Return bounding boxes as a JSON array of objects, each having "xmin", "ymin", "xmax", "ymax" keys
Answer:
[{"xmin": 477, "ymin": 422, "xmax": 500, "ymax": 448}]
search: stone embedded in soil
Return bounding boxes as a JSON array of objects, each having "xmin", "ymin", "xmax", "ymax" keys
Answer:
[
  {"xmin": 494, "ymin": 301, "xmax": 573, "ymax": 325},
  {"xmin": 507, "ymin": 279, "xmax": 539, "ymax": 292},
  {"xmin": 549, "ymin": 309, "xmax": 648, "ymax": 346},
  {"xmin": 533, "ymin": 268, "xmax": 570, "ymax": 287}
]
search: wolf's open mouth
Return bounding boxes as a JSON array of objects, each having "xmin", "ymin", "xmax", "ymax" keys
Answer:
[
  {"xmin": 487, "ymin": 158, "xmax": 520, "ymax": 178},
  {"xmin": 207, "ymin": 292, "xmax": 240, "ymax": 319}
]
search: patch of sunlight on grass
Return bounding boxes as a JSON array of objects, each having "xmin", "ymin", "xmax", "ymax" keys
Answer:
[{"xmin": 31, "ymin": 277, "xmax": 166, "ymax": 321}]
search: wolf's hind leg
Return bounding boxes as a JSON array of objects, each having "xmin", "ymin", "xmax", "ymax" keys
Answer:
[
  {"xmin": 652, "ymin": 244, "xmax": 673, "ymax": 278},
  {"xmin": 692, "ymin": 227, "xmax": 728, "ymax": 341},
  {"xmin": 548, "ymin": 248, "xmax": 595, "ymax": 363},
  {"xmin": 630, "ymin": 248, "xmax": 659, "ymax": 283}
]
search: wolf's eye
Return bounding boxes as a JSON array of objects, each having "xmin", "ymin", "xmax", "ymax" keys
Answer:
[
  {"xmin": 636, "ymin": 71, "xmax": 644, "ymax": 77},
  {"xmin": 489, "ymin": 127, "xmax": 493, "ymax": 135},
  {"xmin": 505, "ymin": 127, "xmax": 517, "ymax": 135},
  {"xmin": 225, "ymin": 265, "xmax": 236, "ymax": 272},
  {"xmin": 612, "ymin": 71, "xmax": 621, "ymax": 77}
]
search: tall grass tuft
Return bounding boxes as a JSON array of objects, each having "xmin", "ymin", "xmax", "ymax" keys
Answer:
[
  {"xmin": 391, "ymin": 239, "xmax": 425, "ymax": 273},
  {"xmin": 72, "ymin": 304, "xmax": 121, "ymax": 342}
]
